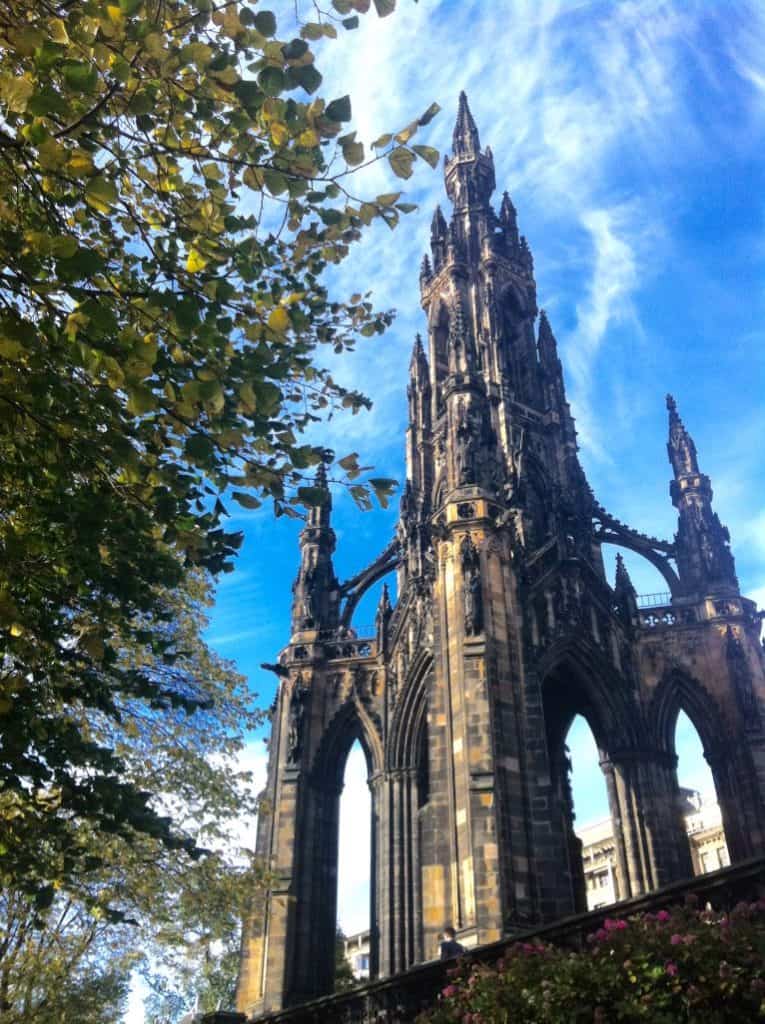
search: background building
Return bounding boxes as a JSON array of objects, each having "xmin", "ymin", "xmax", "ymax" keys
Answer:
[{"xmin": 578, "ymin": 789, "xmax": 729, "ymax": 910}]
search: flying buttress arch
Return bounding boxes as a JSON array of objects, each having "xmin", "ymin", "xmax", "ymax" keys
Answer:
[
  {"xmin": 338, "ymin": 538, "xmax": 400, "ymax": 628},
  {"xmin": 592, "ymin": 504, "xmax": 680, "ymax": 597}
]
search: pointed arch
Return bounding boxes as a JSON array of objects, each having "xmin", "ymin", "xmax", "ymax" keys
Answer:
[
  {"xmin": 537, "ymin": 635, "xmax": 641, "ymax": 753},
  {"xmin": 388, "ymin": 652, "xmax": 432, "ymax": 771},
  {"xmin": 310, "ymin": 695, "xmax": 384, "ymax": 794},
  {"xmin": 648, "ymin": 668, "xmax": 728, "ymax": 757}
]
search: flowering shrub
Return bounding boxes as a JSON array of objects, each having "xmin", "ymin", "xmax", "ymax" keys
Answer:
[{"xmin": 418, "ymin": 897, "xmax": 765, "ymax": 1023}]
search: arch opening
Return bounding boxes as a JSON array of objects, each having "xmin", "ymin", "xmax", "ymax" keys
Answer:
[
  {"xmin": 542, "ymin": 660, "xmax": 626, "ymax": 913},
  {"xmin": 336, "ymin": 741, "xmax": 372, "ymax": 988},
  {"xmin": 672, "ymin": 710, "xmax": 730, "ymax": 876},
  {"xmin": 565, "ymin": 715, "xmax": 616, "ymax": 910}
]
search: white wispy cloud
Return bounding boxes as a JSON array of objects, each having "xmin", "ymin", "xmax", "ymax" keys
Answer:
[{"xmin": 303, "ymin": 0, "xmax": 764, "ymax": 464}]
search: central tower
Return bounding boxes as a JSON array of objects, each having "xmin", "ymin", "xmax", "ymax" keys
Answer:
[{"xmin": 237, "ymin": 96, "xmax": 765, "ymax": 1016}]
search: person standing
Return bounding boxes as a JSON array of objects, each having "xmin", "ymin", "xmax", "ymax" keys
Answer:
[{"xmin": 439, "ymin": 926, "xmax": 466, "ymax": 960}]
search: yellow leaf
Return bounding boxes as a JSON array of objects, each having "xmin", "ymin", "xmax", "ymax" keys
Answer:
[
  {"xmin": 49, "ymin": 18, "xmax": 69, "ymax": 44},
  {"xmin": 297, "ymin": 129, "xmax": 319, "ymax": 147},
  {"xmin": 37, "ymin": 137, "xmax": 67, "ymax": 170},
  {"xmin": 267, "ymin": 306, "xmax": 290, "ymax": 333},
  {"xmin": 9, "ymin": 623, "xmax": 23, "ymax": 637},
  {"xmin": 0, "ymin": 74, "xmax": 34, "ymax": 114},
  {"xmin": 106, "ymin": 5, "xmax": 124, "ymax": 23},
  {"xmin": 271, "ymin": 122, "xmax": 288, "ymax": 147},
  {"xmin": 68, "ymin": 150, "xmax": 95, "ymax": 176},
  {"xmin": 186, "ymin": 248, "xmax": 207, "ymax": 273}
]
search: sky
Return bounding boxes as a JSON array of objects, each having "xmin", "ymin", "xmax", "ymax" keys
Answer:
[{"xmin": 127, "ymin": 0, "xmax": 765, "ymax": 1017}]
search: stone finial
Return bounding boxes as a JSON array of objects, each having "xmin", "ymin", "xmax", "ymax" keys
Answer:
[
  {"xmin": 452, "ymin": 90, "xmax": 480, "ymax": 157},
  {"xmin": 431, "ymin": 204, "xmax": 447, "ymax": 238}
]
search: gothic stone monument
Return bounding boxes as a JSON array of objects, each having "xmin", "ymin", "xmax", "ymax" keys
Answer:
[{"xmin": 236, "ymin": 94, "xmax": 765, "ymax": 1016}]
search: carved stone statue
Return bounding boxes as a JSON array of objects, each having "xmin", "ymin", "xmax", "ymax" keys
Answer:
[
  {"xmin": 455, "ymin": 401, "xmax": 477, "ymax": 486},
  {"xmin": 300, "ymin": 566, "xmax": 317, "ymax": 626},
  {"xmin": 460, "ymin": 533, "xmax": 483, "ymax": 635},
  {"xmin": 287, "ymin": 677, "xmax": 308, "ymax": 763}
]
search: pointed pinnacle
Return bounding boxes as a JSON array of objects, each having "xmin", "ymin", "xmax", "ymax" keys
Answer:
[
  {"xmin": 666, "ymin": 393, "xmax": 678, "ymax": 415},
  {"xmin": 538, "ymin": 309, "xmax": 558, "ymax": 362},
  {"xmin": 315, "ymin": 460, "xmax": 328, "ymax": 488},
  {"xmin": 410, "ymin": 332, "xmax": 427, "ymax": 370},
  {"xmin": 500, "ymin": 190, "xmax": 517, "ymax": 220},
  {"xmin": 615, "ymin": 552, "xmax": 635, "ymax": 591},
  {"xmin": 453, "ymin": 90, "xmax": 480, "ymax": 156},
  {"xmin": 431, "ymin": 205, "xmax": 447, "ymax": 237}
]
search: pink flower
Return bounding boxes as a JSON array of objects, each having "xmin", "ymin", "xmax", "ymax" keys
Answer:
[
  {"xmin": 442, "ymin": 984, "xmax": 458, "ymax": 999},
  {"xmin": 656, "ymin": 910, "xmax": 671, "ymax": 922},
  {"xmin": 666, "ymin": 962, "xmax": 679, "ymax": 977},
  {"xmin": 595, "ymin": 928, "xmax": 608, "ymax": 942},
  {"xmin": 670, "ymin": 933, "xmax": 683, "ymax": 945}
]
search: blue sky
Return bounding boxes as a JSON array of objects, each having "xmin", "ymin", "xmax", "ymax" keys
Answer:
[
  {"xmin": 206, "ymin": 0, "xmax": 765, "ymax": 937},
  {"xmin": 124, "ymin": 5, "xmax": 765, "ymax": 1013}
]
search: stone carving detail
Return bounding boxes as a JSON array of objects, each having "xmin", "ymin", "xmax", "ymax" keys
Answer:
[
  {"xmin": 726, "ymin": 625, "xmax": 760, "ymax": 728},
  {"xmin": 287, "ymin": 675, "xmax": 308, "ymax": 764},
  {"xmin": 460, "ymin": 532, "xmax": 483, "ymax": 636}
]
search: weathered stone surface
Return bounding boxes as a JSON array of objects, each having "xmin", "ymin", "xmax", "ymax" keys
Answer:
[{"xmin": 236, "ymin": 94, "xmax": 765, "ymax": 1018}]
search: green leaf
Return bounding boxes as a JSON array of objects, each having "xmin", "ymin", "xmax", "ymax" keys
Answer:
[
  {"xmin": 56, "ymin": 247, "xmax": 105, "ymax": 280},
  {"xmin": 282, "ymin": 39, "xmax": 309, "ymax": 60},
  {"xmin": 232, "ymin": 491, "xmax": 262, "ymax": 510},
  {"xmin": 84, "ymin": 176, "xmax": 118, "ymax": 213},
  {"xmin": 418, "ymin": 101, "xmax": 441, "ymax": 126},
  {"xmin": 184, "ymin": 434, "xmax": 215, "ymax": 462},
  {"xmin": 287, "ymin": 64, "xmax": 322, "ymax": 95},
  {"xmin": 296, "ymin": 486, "xmax": 327, "ymax": 507},
  {"xmin": 412, "ymin": 144, "xmax": 439, "ymax": 168},
  {"xmin": 342, "ymin": 16, "xmax": 360, "ymax": 29},
  {"xmin": 258, "ymin": 67, "xmax": 286, "ymax": 98},
  {"xmin": 325, "ymin": 95, "xmax": 352, "ymax": 122},
  {"xmin": 388, "ymin": 146, "xmax": 414, "ymax": 179},
  {"xmin": 253, "ymin": 10, "xmax": 277, "ymax": 36},
  {"xmin": 337, "ymin": 452, "xmax": 359, "ymax": 471},
  {"xmin": 373, "ymin": 0, "xmax": 396, "ymax": 15},
  {"xmin": 341, "ymin": 137, "xmax": 364, "ymax": 166},
  {"xmin": 61, "ymin": 60, "xmax": 98, "ymax": 94},
  {"xmin": 126, "ymin": 385, "xmax": 157, "ymax": 416}
]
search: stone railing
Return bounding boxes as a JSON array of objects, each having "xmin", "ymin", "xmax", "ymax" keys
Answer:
[
  {"xmin": 203, "ymin": 858, "xmax": 765, "ymax": 1024},
  {"xmin": 636, "ymin": 591, "xmax": 672, "ymax": 609}
]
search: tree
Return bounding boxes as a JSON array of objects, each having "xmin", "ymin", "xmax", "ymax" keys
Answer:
[
  {"xmin": 0, "ymin": 887, "xmax": 133, "ymax": 1024},
  {"xmin": 0, "ymin": 0, "xmax": 439, "ymax": 895},
  {"xmin": 0, "ymin": 571, "xmax": 262, "ymax": 1022},
  {"xmin": 334, "ymin": 928, "xmax": 358, "ymax": 993}
]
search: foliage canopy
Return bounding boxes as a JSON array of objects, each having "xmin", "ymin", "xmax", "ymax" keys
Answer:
[{"xmin": 0, "ymin": 0, "xmax": 438, "ymax": 894}]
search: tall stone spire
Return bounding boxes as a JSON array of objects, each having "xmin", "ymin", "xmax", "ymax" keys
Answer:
[
  {"xmin": 666, "ymin": 394, "xmax": 699, "ymax": 478},
  {"xmin": 666, "ymin": 394, "xmax": 738, "ymax": 595},
  {"xmin": 291, "ymin": 459, "xmax": 339, "ymax": 634},
  {"xmin": 452, "ymin": 90, "xmax": 480, "ymax": 157}
]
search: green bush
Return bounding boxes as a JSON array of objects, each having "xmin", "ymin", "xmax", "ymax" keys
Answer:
[{"xmin": 418, "ymin": 896, "xmax": 765, "ymax": 1023}]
